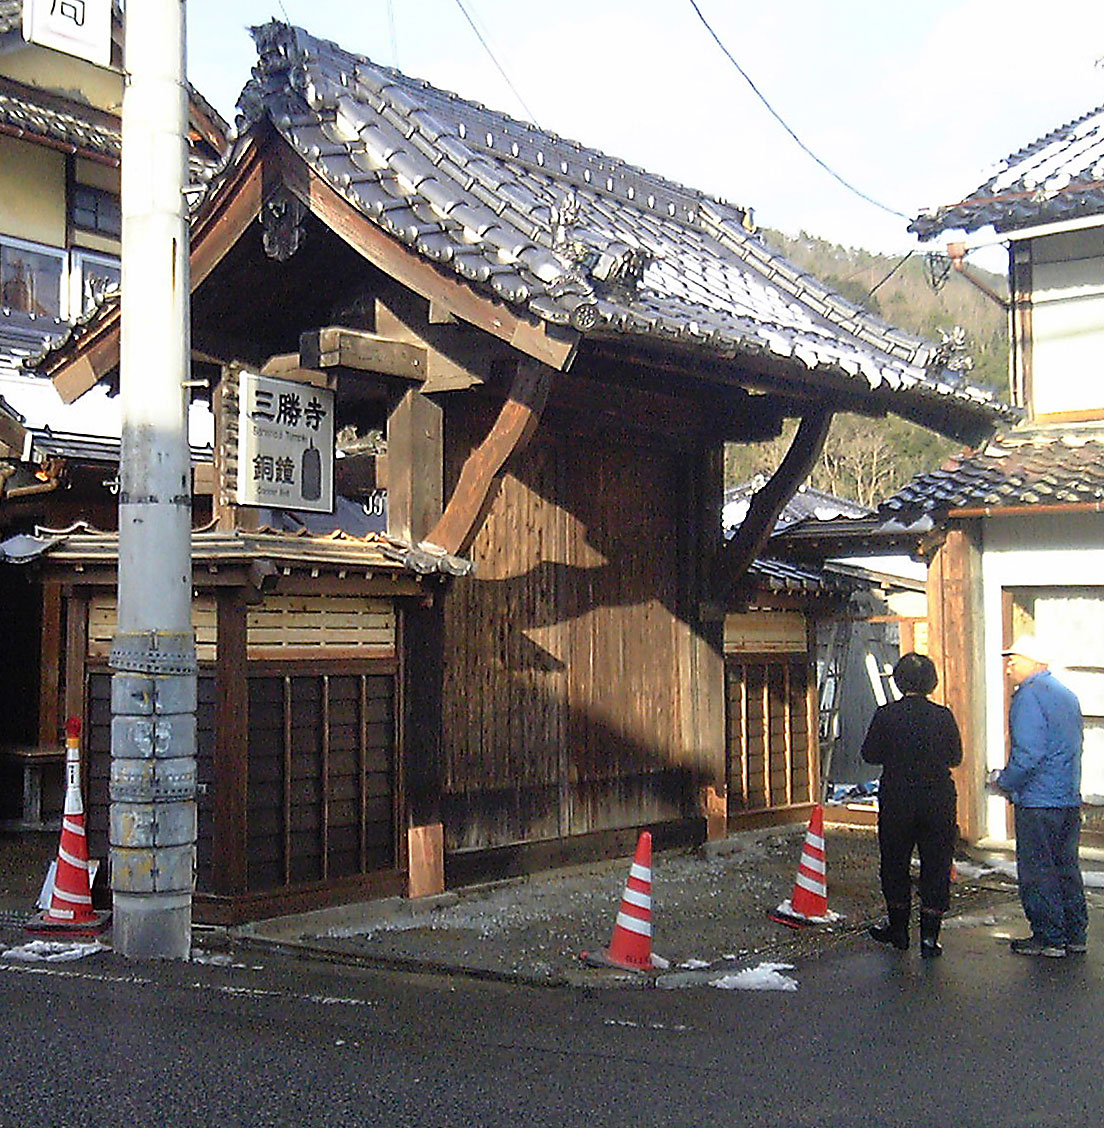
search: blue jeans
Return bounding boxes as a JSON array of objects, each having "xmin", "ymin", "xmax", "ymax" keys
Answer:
[{"xmin": 1015, "ymin": 806, "xmax": 1087, "ymax": 946}]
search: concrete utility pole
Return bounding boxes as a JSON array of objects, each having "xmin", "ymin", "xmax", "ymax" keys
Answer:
[{"xmin": 110, "ymin": 0, "xmax": 197, "ymax": 959}]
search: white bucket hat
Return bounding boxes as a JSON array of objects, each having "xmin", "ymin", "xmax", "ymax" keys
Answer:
[{"xmin": 1001, "ymin": 634, "xmax": 1049, "ymax": 666}]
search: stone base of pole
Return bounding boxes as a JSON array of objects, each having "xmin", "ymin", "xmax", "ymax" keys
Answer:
[{"xmin": 111, "ymin": 891, "xmax": 192, "ymax": 960}]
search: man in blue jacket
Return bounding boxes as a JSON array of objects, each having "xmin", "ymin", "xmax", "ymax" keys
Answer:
[{"xmin": 990, "ymin": 635, "xmax": 1086, "ymax": 958}]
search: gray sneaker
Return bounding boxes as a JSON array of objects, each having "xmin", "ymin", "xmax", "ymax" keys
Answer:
[{"xmin": 1011, "ymin": 936, "xmax": 1066, "ymax": 958}]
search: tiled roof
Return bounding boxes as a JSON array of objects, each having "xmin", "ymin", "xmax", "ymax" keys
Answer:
[
  {"xmin": 743, "ymin": 555, "xmax": 855, "ymax": 596},
  {"xmin": 222, "ymin": 21, "xmax": 1012, "ymax": 444},
  {"xmin": 0, "ymin": 521, "xmax": 471, "ymax": 578},
  {"xmin": 879, "ymin": 425, "xmax": 1104, "ymax": 520},
  {"xmin": 0, "ymin": 76, "xmax": 121, "ymax": 159},
  {"xmin": 0, "ymin": 1, "xmax": 20, "ymax": 36},
  {"xmin": 723, "ymin": 477, "xmax": 870, "ymax": 536},
  {"xmin": 1, "ymin": 309, "xmax": 68, "ymax": 380},
  {"xmin": 911, "ymin": 103, "xmax": 1104, "ymax": 240}
]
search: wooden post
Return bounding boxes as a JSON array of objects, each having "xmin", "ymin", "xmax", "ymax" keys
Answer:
[
  {"xmin": 387, "ymin": 388, "xmax": 443, "ymax": 546},
  {"xmin": 403, "ymin": 598, "xmax": 445, "ymax": 897},
  {"xmin": 38, "ymin": 583, "xmax": 64, "ymax": 748},
  {"xmin": 214, "ymin": 588, "xmax": 249, "ymax": 897},
  {"xmin": 928, "ymin": 525, "xmax": 985, "ymax": 842}
]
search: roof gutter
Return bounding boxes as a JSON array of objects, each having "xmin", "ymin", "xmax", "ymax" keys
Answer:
[{"xmin": 949, "ymin": 500, "xmax": 1104, "ymax": 518}]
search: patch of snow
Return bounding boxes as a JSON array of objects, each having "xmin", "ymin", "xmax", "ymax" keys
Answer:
[
  {"xmin": 772, "ymin": 899, "xmax": 842, "ymax": 925},
  {"xmin": 710, "ymin": 962, "xmax": 798, "ymax": 991},
  {"xmin": 2, "ymin": 940, "xmax": 105, "ymax": 962},
  {"xmin": 679, "ymin": 958, "xmax": 712, "ymax": 969},
  {"xmin": 941, "ymin": 914, "xmax": 999, "ymax": 929}
]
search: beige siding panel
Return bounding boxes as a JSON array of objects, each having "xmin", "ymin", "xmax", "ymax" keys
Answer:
[
  {"xmin": 87, "ymin": 594, "xmax": 218, "ymax": 661},
  {"xmin": 246, "ymin": 596, "xmax": 396, "ymax": 654},
  {"xmin": 0, "ymin": 136, "xmax": 66, "ymax": 246},
  {"xmin": 724, "ymin": 611, "xmax": 807, "ymax": 654}
]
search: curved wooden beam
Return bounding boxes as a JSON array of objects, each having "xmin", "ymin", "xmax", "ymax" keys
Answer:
[
  {"xmin": 424, "ymin": 359, "xmax": 553, "ymax": 556},
  {"xmin": 719, "ymin": 408, "xmax": 833, "ymax": 589}
]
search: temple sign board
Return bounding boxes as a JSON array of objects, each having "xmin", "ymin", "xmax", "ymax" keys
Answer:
[{"xmin": 236, "ymin": 370, "xmax": 335, "ymax": 513}]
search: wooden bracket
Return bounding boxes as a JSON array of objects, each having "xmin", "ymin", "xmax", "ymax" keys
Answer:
[
  {"xmin": 719, "ymin": 408, "xmax": 833, "ymax": 587},
  {"xmin": 299, "ymin": 326, "xmax": 428, "ymax": 381},
  {"xmin": 424, "ymin": 358, "xmax": 554, "ymax": 556}
]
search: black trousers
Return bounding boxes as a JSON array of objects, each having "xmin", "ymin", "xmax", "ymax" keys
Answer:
[{"xmin": 878, "ymin": 784, "xmax": 957, "ymax": 913}]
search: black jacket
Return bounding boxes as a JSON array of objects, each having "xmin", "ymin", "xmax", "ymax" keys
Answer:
[{"xmin": 861, "ymin": 695, "xmax": 963, "ymax": 793}]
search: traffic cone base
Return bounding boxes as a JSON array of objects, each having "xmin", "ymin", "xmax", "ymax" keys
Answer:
[
  {"xmin": 769, "ymin": 804, "xmax": 841, "ymax": 929},
  {"xmin": 24, "ymin": 908, "xmax": 111, "ymax": 938},
  {"xmin": 581, "ymin": 831, "xmax": 659, "ymax": 972}
]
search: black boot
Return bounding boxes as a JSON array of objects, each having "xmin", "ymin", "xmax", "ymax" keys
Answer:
[
  {"xmin": 869, "ymin": 902, "xmax": 909, "ymax": 950},
  {"xmin": 920, "ymin": 909, "xmax": 943, "ymax": 958}
]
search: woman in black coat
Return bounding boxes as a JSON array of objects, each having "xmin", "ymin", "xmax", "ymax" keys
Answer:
[{"xmin": 861, "ymin": 652, "xmax": 962, "ymax": 957}]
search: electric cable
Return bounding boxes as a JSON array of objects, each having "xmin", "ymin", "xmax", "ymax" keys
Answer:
[
  {"xmin": 687, "ymin": 0, "xmax": 909, "ymax": 220},
  {"xmin": 452, "ymin": 0, "xmax": 540, "ymax": 127}
]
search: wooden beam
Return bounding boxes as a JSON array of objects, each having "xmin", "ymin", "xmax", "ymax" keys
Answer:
[
  {"xmin": 375, "ymin": 298, "xmax": 494, "ymax": 393},
  {"xmin": 424, "ymin": 358, "xmax": 553, "ymax": 556},
  {"xmin": 274, "ymin": 136, "xmax": 578, "ymax": 372},
  {"xmin": 299, "ymin": 326, "xmax": 427, "ymax": 381},
  {"xmin": 719, "ymin": 408, "xmax": 833, "ymax": 588}
]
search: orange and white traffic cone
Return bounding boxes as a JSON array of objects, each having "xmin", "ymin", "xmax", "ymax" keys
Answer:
[
  {"xmin": 769, "ymin": 804, "xmax": 838, "ymax": 929},
  {"xmin": 581, "ymin": 831, "xmax": 658, "ymax": 971},
  {"xmin": 26, "ymin": 717, "xmax": 111, "ymax": 937}
]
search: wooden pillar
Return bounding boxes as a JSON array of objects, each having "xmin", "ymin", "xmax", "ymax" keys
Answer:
[
  {"xmin": 927, "ymin": 524, "xmax": 984, "ymax": 842},
  {"xmin": 402, "ymin": 596, "xmax": 445, "ymax": 897},
  {"xmin": 213, "ymin": 588, "xmax": 249, "ymax": 897},
  {"xmin": 38, "ymin": 582, "xmax": 64, "ymax": 747},
  {"xmin": 682, "ymin": 445, "xmax": 727, "ymax": 839},
  {"xmin": 387, "ymin": 388, "xmax": 443, "ymax": 546}
]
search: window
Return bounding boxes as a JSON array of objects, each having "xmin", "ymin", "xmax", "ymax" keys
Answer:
[
  {"xmin": 70, "ymin": 184, "xmax": 121, "ymax": 238},
  {"xmin": 0, "ymin": 239, "xmax": 65, "ymax": 318},
  {"xmin": 70, "ymin": 250, "xmax": 120, "ymax": 316}
]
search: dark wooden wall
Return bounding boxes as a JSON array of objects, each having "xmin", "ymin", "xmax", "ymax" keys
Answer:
[
  {"xmin": 440, "ymin": 407, "xmax": 713, "ymax": 854},
  {"xmin": 724, "ymin": 654, "xmax": 815, "ymax": 823}
]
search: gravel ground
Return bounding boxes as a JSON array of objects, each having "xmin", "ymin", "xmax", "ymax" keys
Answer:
[
  {"xmin": 2, "ymin": 822, "xmax": 1018, "ymax": 982},
  {"xmin": 264, "ymin": 821, "xmax": 1017, "ymax": 985}
]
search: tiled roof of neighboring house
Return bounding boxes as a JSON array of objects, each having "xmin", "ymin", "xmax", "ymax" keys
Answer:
[
  {"xmin": 911, "ymin": 103, "xmax": 1104, "ymax": 240},
  {"xmin": 878, "ymin": 425, "xmax": 1104, "ymax": 520},
  {"xmin": 743, "ymin": 555, "xmax": 856, "ymax": 596},
  {"xmin": 1, "ymin": 310, "xmax": 68, "ymax": 380},
  {"xmin": 0, "ymin": 1, "xmax": 20, "ymax": 35},
  {"xmin": 0, "ymin": 75, "xmax": 121, "ymax": 158},
  {"xmin": 0, "ymin": 520, "xmax": 471, "ymax": 577},
  {"xmin": 211, "ymin": 21, "xmax": 1012, "ymax": 444},
  {"xmin": 723, "ymin": 477, "xmax": 870, "ymax": 536}
]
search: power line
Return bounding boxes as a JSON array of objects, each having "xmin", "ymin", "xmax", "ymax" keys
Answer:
[
  {"xmin": 868, "ymin": 250, "xmax": 914, "ymax": 298},
  {"xmin": 686, "ymin": 0, "xmax": 909, "ymax": 220},
  {"xmin": 452, "ymin": 0, "xmax": 540, "ymax": 127}
]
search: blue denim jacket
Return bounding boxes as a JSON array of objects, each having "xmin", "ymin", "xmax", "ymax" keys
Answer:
[{"xmin": 998, "ymin": 670, "xmax": 1083, "ymax": 807}]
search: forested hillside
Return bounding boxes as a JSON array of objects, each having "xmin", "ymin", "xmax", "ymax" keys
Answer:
[{"xmin": 725, "ymin": 229, "xmax": 1010, "ymax": 506}]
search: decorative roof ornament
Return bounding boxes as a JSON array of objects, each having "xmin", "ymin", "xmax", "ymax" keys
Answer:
[
  {"xmin": 550, "ymin": 192, "xmax": 589, "ymax": 267},
  {"xmin": 262, "ymin": 186, "xmax": 306, "ymax": 262},
  {"xmin": 929, "ymin": 326, "xmax": 974, "ymax": 375},
  {"xmin": 591, "ymin": 241, "xmax": 654, "ymax": 299}
]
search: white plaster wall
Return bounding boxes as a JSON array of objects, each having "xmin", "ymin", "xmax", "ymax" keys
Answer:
[{"xmin": 979, "ymin": 513, "xmax": 1104, "ymax": 839}]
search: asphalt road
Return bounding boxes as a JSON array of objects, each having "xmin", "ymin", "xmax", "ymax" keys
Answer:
[{"xmin": 2, "ymin": 898, "xmax": 1102, "ymax": 1128}]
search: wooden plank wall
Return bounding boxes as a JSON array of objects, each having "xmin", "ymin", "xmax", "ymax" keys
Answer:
[
  {"xmin": 87, "ymin": 593, "xmax": 396, "ymax": 659},
  {"xmin": 724, "ymin": 655, "xmax": 815, "ymax": 820},
  {"xmin": 441, "ymin": 411, "xmax": 699, "ymax": 853},
  {"xmin": 246, "ymin": 669, "xmax": 395, "ymax": 893}
]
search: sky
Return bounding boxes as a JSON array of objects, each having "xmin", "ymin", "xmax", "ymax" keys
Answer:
[{"xmin": 185, "ymin": 0, "xmax": 1104, "ymax": 269}]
